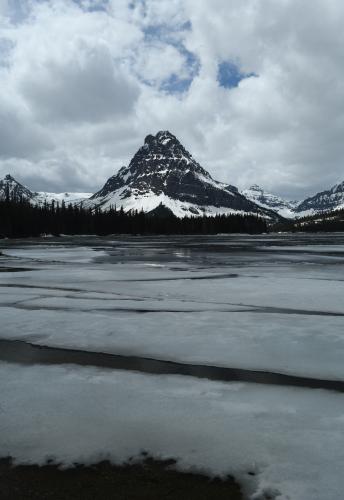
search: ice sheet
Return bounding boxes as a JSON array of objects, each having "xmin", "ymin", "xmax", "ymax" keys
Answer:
[
  {"xmin": 3, "ymin": 246, "xmax": 107, "ymax": 263},
  {"xmin": 1, "ymin": 362, "xmax": 344, "ymax": 500},
  {"xmin": 1, "ymin": 307, "xmax": 344, "ymax": 380},
  {"xmin": 1, "ymin": 235, "xmax": 344, "ymax": 380},
  {"xmin": 1, "ymin": 235, "xmax": 344, "ymax": 499}
]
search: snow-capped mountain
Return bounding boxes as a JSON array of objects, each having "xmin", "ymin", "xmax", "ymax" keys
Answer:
[
  {"xmin": 0, "ymin": 174, "xmax": 91, "ymax": 205},
  {"xmin": 243, "ymin": 181, "xmax": 344, "ymax": 218},
  {"xmin": 5, "ymin": 135, "xmax": 343, "ymax": 222},
  {"xmin": 242, "ymin": 185, "xmax": 299, "ymax": 218},
  {"xmin": 294, "ymin": 180, "xmax": 344, "ymax": 216},
  {"xmin": 0, "ymin": 174, "xmax": 37, "ymax": 202},
  {"xmin": 87, "ymin": 131, "xmax": 279, "ymax": 220}
]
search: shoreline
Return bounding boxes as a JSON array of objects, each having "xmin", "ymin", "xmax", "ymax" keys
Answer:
[{"xmin": 0, "ymin": 456, "xmax": 243, "ymax": 500}]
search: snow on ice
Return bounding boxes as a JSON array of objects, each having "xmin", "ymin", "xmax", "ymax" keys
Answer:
[{"xmin": 1, "ymin": 233, "xmax": 344, "ymax": 500}]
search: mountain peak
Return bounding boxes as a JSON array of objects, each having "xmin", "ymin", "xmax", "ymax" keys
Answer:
[
  {"xmin": 155, "ymin": 130, "xmax": 177, "ymax": 144},
  {"xmin": 143, "ymin": 130, "xmax": 184, "ymax": 153},
  {"xmin": 332, "ymin": 180, "xmax": 344, "ymax": 193},
  {"xmin": 249, "ymin": 184, "xmax": 264, "ymax": 192},
  {"xmin": 0, "ymin": 173, "xmax": 36, "ymax": 202},
  {"xmin": 4, "ymin": 174, "xmax": 15, "ymax": 181},
  {"xmin": 88, "ymin": 131, "xmax": 280, "ymax": 220}
]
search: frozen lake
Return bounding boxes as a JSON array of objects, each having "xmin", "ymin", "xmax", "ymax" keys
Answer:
[{"xmin": 1, "ymin": 233, "xmax": 344, "ymax": 500}]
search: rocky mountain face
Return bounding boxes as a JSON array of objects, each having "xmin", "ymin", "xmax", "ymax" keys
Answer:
[
  {"xmin": 294, "ymin": 181, "xmax": 344, "ymax": 215},
  {"xmin": 242, "ymin": 185, "xmax": 299, "ymax": 218},
  {"xmin": 0, "ymin": 174, "xmax": 37, "ymax": 202},
  {"xmin": 88, "ymin": 131, "xmax": 279, "ymax": 220}
]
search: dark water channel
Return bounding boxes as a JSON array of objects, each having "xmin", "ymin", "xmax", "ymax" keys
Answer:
[{"xmin": 1, "ymin": 339, "xmax": 344, "ymax": 393}]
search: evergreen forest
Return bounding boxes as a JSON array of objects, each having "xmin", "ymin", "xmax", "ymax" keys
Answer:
[{"xmin": 0, "ymin": 198, "xmax": 268, "ymax": 238}]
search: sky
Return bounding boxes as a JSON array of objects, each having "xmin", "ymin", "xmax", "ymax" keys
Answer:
[{"xmin": 0, "ymin": 0, "xmax": 344, "ymax": 199}]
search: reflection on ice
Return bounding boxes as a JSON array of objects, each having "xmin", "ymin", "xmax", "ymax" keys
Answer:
[{"xmin": 3, "ymin": 246, "xmax": 107, "ymax": 263}]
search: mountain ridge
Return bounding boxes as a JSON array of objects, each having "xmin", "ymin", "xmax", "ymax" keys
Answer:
[
  {"xmin": 2, "ymin": 131, "xmax": 344, "ymax": 220},
  {"xmin": 294, "ymin": 181, "xmax": 344, "ymax": 215}
]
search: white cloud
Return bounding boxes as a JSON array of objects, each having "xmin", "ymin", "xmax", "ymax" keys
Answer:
[
  {"xmin": 0, "ymin": 0, "xmax": 344, "ymax": 199},
  {"xmin": 20, "ymin": 44, "xmax": 140, "ymax": 123},
  {"xmin": 0, "ymin": 0, "xmax": 8, "ymax": 18},
  {"xmin": 134, "ymin": 42, "xmax": 190, "ymax": 86}
]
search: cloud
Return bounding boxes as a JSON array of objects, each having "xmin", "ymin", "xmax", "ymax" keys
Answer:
[
  {"xmin": 0, "ymin": 99, "xmax": 53, "ymax": 158},
  {"xmin": 0, "ymin": 0, "xmax": 8, "ymax": 17},
  {"xmin": 20, "ymin": 45, "xmax": 139, "ymax": 123},
  {"xmin": 179, "ymin": 0, "xmax": 344, "ymax": 197},
  {"xmin": 0, "ymin": 0, "xmax": 344, "ymax": 199}
]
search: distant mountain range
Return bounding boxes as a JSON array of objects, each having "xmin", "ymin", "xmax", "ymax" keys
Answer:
[
  {"xmin": 0, "ymin": 174, "xmax": 91, "ymax": 206},
  {"xmin": 1, "ymin": 130, "xmax": 344, "ymax": 220},
  {"xmin": 243, "ymin": 183, "xmax": 344, "ymax": 218},
  {"xmin": 294, "ymin": 181, "xmax": 344, "ymax": 215}
]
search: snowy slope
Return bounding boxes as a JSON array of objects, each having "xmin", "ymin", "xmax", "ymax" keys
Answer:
[
  {"xmin": 242, "ymin": 185, "xmax": 299, "ymax": 218},
  {"xmin": 294, "ymin": 180, "xmax": 344, "ymax": 216},
  {"xmin": 87, "ymin": 187, "xmax": 267, "ymax": 218},
  {"xmin": 35, "ymin": 191, "xmax": 92, "ymax": 205},
  {"xmin": 86, "ymin": 131, "xmax": 280, "ymax": 220}
]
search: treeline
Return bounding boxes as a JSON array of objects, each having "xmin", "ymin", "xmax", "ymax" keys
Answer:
[
  {"xmin": 0, "ymin": 199, "xmax": 268, "ymax": 238},
  {"xmin": 295, "ymin": 210, "xmax": 344, "ymax": 232},
  {"xmin": 274, "ymin": 208, "xmax": 344, "ymax": 232}
]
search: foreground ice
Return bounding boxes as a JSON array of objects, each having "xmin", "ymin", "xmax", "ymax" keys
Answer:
[
  {"xmin": 3, "ymin": 245, "xmax": 107, "ymax": 263},
  {"xmin": 1, "ymin": 234, "xmax": 344, "ymax": 379},
  {"xmin": 2, "ymin": 307, "xmax": 344, "ymax": 380},
  {"xmin": 1, "ymin": 362, "xmax": 344, "ymax": 500},
  {"xmin": 1, "ymin": 234, "xmax": 344, "ymax": 499}
]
